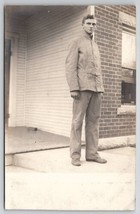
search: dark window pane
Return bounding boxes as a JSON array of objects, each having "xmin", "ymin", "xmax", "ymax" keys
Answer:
[{"xmin": 121, "ymin": 81, "xmax": 136, "ymax": 105}]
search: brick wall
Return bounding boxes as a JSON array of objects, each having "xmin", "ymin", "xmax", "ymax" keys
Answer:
[{"xmin": 95, "ymin": 5, "xmax": 136, "ymax": 138}]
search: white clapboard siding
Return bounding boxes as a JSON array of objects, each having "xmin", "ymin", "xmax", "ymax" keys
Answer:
[
  {"xmin": 6, "ymin": 17, "xmax": 27, "ymax": 126},
  {"xmin": 16, "ymin": 31, "xmax": 27, "ymax": 126},
  {"xmin": 25, "ymin": 6, "xmax": 87, "ymax": 137}
]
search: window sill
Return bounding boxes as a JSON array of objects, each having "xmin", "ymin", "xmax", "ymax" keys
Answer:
[{"xmin": 117, "ymin": 105, "xmax": 136, "ymax": 115}]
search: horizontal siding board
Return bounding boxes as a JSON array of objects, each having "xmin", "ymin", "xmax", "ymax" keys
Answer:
[
  {"xmin": 25, "ymin": 7, "xmax": 87, "ymax": 136},
  {"xmin": 8, "ymin": 18, "xmax": 27, "ymax": 126}
]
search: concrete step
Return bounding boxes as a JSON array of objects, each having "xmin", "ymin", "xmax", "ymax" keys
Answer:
[
  {"xmin": 5, "ymin": 135, "xmax": 135, "ymax": 166},
  {"xmin": 5, "ymin": 154, "xmax": 13, "ymax": 166},
  {"xmin": 12, "ymin": 147, "xmax": 135, "ymax": 173},
  {"xmin": 5, "ymin": 168, "xmax": 135, "ymax": 210},
  {"xmin": 5, "ymin": 147, "xmax": 136, "ymax": 210}
]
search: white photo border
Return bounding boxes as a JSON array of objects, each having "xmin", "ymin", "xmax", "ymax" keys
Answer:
[{"xmin": 1, "ymin": 0, "xmax": 140, "ymax": 213}]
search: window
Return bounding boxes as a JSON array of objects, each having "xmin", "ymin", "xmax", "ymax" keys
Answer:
[{"xmin": 121, "ymin": 23, "xmax": 136, "ymax": 105}]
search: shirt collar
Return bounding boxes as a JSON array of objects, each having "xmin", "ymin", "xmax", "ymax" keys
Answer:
[{"xmin": 82, "ymin": 30, "xmax": 94, "ymax": 41}]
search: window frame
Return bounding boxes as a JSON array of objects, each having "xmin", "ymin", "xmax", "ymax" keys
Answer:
[
  {"xmin": 121, "ymin": 22, "xmax": 136, "ymax": 106},
  {"xmin": 117, "ymin": 12, "xmax": 136, "ymax": 114}
]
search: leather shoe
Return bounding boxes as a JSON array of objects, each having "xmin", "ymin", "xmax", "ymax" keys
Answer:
[
  {"xmin": 71, "ymin": 159, "xmax": 81, "ymax": 166},
  {"xmin": 86, "ymin": 157, "xmax": 107, "ymax": 164}
]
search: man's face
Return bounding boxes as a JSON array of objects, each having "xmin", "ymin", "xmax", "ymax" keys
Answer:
[{"xmin": 82, "ymin": 18, "xmax": 97, "ymax": 35}]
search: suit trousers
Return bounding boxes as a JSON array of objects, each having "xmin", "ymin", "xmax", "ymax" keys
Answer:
[{"xmin": 70, "ymin": 91, "xmax": 102, "ymax": 160}]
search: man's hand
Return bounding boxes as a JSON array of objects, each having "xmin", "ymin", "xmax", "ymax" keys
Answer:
[{"xmin": 70, "ymin": 91, "xmax": 80, "ymax": 100}]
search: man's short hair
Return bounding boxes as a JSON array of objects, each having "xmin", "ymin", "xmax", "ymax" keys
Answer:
[{"xmin": 82, "ymin": 14, "xmax": 96, "ymax": 24}]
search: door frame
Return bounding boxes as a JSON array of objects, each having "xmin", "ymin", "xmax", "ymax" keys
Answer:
[{"xmin": 5, "ymin": 32, "xmax": 19, "ymax": 127}]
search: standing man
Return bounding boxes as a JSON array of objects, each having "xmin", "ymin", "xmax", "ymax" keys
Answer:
[{"xmin": 65, "ymin": 14, "xmax": 107, "ymax": 166}]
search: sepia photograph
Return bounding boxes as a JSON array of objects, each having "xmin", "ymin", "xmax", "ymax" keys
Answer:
[{"xmin": 4, "ymin": 5, "xmax": 136, "ymax": 210}]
